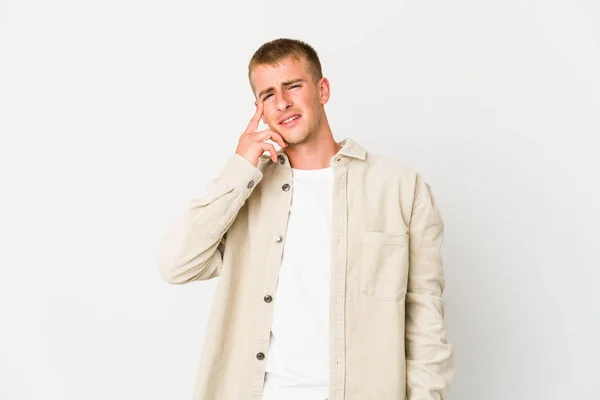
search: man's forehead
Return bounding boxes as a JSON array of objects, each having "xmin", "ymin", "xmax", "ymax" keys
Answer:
[
  {"xmin": 255, "ymin": 61, "xmax": 305, "ymax": 79},
  {"xmin": 258, "ymin": 74, "xmax": 303, "ymax": 86},
  {"xmin": 255, "ymin": 56, "xmax": 307, "ymax": 77}
]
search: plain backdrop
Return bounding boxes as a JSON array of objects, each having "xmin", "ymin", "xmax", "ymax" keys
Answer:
[{"xmin": 1, "ymin": 0, "xmax": 599, "ymax": 399}]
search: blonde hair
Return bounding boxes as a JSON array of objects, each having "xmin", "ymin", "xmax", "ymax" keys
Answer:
[{"xmin": 248, "ymin": 38, "xmax": 323, "ymax": 94}]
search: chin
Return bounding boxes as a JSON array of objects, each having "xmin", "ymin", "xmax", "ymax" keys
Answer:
[
  {"xmin": 270, "ymin": 126, "xmax": 301, "ymax": 144},
  {"xmin": 286, "ymin": 132, "xmax": 312, "ymax": 146}
]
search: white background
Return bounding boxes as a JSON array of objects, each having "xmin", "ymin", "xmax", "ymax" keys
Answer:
[{"xmin": 1, "ymin": 0, "xmax": 599, "ymax": 399}]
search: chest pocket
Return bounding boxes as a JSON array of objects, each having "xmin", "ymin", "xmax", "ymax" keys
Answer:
[{"xmin": 360, "ymin": 231, "xmax": 410, "ymax": 301}]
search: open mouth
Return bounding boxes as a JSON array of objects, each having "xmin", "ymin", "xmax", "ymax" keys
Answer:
[{"xmin": 280, "ymin": 115, "xmax": 301, "ymax": 126}]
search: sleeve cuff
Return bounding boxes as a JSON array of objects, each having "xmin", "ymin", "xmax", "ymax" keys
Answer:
[{"xmin": 217, "ymin": 153, "xmax": 264, "ymax": 199}]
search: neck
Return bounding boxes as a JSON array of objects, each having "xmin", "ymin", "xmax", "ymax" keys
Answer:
[{"xmin": 283, "ymin": 121, "xmax": 342, "ymax": 170}]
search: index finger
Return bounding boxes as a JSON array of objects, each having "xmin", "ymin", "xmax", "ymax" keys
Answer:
[{"xmin": 244, "ymin": 101, "xmax": 263, "ymax": 134}]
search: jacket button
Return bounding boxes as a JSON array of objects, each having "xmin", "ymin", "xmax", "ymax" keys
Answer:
[
  {"xmin": 247, "ymin": 180, "xmax": 255, "ymax": 189},
  {"xmin": 282, "ymin": 183, "xmax": 290, "ymax": 191},
  {"xmin": 264, "ymin": 295, "xmax": 272, "ymax": 303},
  {"xmin": 256, "ymin": 352, "xmax": 265, "ymax": 360},
  {"xmin": 275, "ymin": 235, "xmax": 283, "ymax": 243},
  {"xmin": 278, "ymin": 155, "xmax": 285, "ymax": 165}
]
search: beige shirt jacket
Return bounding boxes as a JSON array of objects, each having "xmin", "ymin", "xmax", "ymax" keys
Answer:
[{"xmin": 158, "ymin": 138, "xmax": 454, "ymax": 400}]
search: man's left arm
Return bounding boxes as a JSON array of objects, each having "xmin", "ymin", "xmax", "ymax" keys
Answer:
[{"xmin": 405, "ymin": 178, "xmax": 454, "ymax": 399}]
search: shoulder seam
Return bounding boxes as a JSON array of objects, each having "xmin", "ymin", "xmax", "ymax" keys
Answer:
[{"xmin": 411, "ymin": 182, "xmax": 432, "ymax": 211}]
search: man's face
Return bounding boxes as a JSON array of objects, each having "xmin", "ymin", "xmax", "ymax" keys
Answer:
[{"xmin": 251, "ymin": 57, "xmax": 328, "ymax": 146}]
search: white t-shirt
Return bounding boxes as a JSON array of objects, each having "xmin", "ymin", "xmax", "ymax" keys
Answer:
[{"xmin": 262, "ymin": 166, "xmax": 334, "ymax": 400}]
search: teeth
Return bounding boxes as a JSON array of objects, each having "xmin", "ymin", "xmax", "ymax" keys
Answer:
[{"xmin": 283, "ymin": 115, "xmax": 299, "ymax": 124}]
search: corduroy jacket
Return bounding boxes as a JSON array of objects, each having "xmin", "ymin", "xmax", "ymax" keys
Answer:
[{"xmin": 158, "ymin": 137, "xmax": 454, "ymax": 400}]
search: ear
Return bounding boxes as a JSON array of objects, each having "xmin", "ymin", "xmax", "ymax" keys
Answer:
[{"xmin": 319, "ymin": 77, "xmax": 331, "ymax": 105}]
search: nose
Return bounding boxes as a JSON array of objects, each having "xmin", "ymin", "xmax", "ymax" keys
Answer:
[{"xmin": 276, "ymin": 92, "xmax": 292, "ymax": 112}]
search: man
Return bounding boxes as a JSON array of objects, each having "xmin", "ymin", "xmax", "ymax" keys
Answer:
[{"xmin": 159, "ymin": 38, "xmax": 454, "ymax": 400}]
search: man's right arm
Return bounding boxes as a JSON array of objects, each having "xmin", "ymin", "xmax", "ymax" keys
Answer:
[
  {"xmin": 158, "ymin": 100, "xmax": 287, "ymax": 284},
  {"xmin": 158, "ymin": 154, "xmax": 263, "ymax": 284}
]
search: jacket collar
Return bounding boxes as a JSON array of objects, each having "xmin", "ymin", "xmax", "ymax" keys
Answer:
[
  {"xmin": 261, "ymin": 137, "xmax": 367, "ymax": 170},
  {"xmin": 274, "ymin": 137, "xmax": 367, "ymax": 160},
  {"xmin": 335, "ymin": 137, "xmax": 367, "ymax": 160}
]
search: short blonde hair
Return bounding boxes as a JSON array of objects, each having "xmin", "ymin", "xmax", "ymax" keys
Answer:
[{"xmin": 248, "ymin": 38, "xmax": 323, "ymax": 94}]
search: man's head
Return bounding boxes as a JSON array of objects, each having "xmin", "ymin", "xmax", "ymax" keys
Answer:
[{"xmin": 248, "ymin": 38, "xmax": 330, "ymax": 146}]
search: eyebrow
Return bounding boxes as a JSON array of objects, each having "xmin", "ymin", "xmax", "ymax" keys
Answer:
[{"xmin": 258, "ymin": 79, "xmax": 305, "ymax": 99}]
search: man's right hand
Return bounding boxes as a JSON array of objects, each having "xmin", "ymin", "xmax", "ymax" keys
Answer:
[{"xmin": 236, "ymin": 101, "xmax": 287, "ymax": 167}]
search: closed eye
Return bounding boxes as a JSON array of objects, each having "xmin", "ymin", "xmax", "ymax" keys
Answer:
[{"xmin": 263, "ymin": 84, "xmax": 301, "ymax": 100}]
